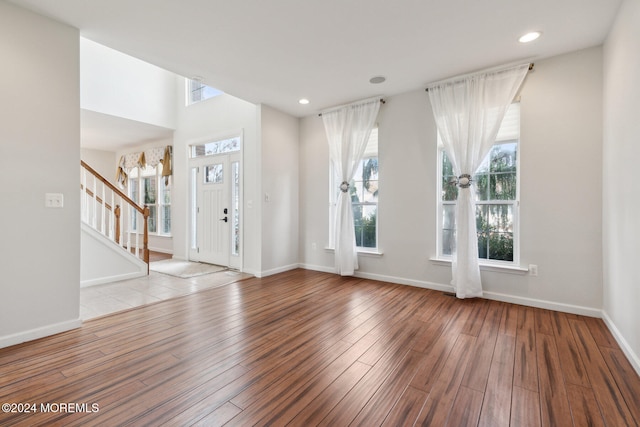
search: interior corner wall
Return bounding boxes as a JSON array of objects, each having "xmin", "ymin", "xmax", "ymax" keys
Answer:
[
  {"xmin": 172, "ymin": 79, "xmax": 260, "ymax": 273},
  {"xmin": 299, "ymin": 46, "xmax": 603, "ymax": 315},
  {"xmin": 515, "ymin": 46, "xmax": 603, "ymax": 312},
  {"xmin": 258, "ymin": 105, "xmax": 299, "ymax": 276},
  {"xmin": 603, "ymin": 0, "xmax": 640, "ymax": 372},
  {"xmin": 0, "ymin": 2, "xmax": 81, "ymax": 347}
]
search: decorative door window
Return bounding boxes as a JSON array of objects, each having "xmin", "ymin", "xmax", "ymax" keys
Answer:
[{"xmin": 204, "ymin": 164, "xmax": 223, "ymax": 184}]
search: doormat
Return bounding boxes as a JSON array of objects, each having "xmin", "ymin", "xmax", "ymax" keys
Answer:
[{"xmin": 150, "ymin": 259, "xmax": 227, "ymax": 278}]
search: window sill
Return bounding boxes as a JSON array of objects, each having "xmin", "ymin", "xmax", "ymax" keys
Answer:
[
  {"xmin": 325, "ymin": 247, "xmax": 384, "ymax": 257},
  {"xmin": 430, "ymin": 257, "xmax": 529, "ymax": 275}
]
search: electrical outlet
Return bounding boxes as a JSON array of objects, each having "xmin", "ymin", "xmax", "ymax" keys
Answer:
[
  {"xmin": 529, "ymin": 264, "xmax": 538, "ymax": 276},
  {"xmin": 45, "ymin": 193, "xmax": 64, "ymax": 208}
]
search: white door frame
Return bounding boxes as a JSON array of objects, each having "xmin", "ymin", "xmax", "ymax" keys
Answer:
[{"xmin": 188, "ymin": 135, "xmax": 243, "ymax": 270}]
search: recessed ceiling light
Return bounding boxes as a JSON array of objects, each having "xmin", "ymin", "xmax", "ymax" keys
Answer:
[
  {"xmin": 298, "ymin": 98, "xmax": 310, "ymax": 105},
  {"xmin": 369, "ymin": 76, "xmax": 386, "ymax": 84},
  {"xmin": 519, "ymin": 31, "xmax": 542, "ymax": 43}
]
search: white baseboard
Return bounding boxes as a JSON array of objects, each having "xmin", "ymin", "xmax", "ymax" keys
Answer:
[
  {"xmin": 244, "ymin": 269, "xmax": 260, "ymax": 278},
  {"xmin": 301, "ymin": 263, "xmax": 454, "ymax": 293},
  {"xmin": 219, "ymin": 263, "xmax": 639, "ymax": 374},
  {"xmin": 148, "ymin": 247, "xmax": 173, "ymax": 255},
  {"xmin": 300, "ymin": 264, "xmax": 601, "ymax": 317},
  {"xmin": 601, "ymin": 311, "xmax": 640, "ymax": 377},
  {"xmin": 255, "ymin": 263, "xmax": 300, "ymax": 278},
  {"xmin": 353, "ymin": 270, "xmax": 455, "ymax": 294},
  {"xmin": 298, "ymin": 263, "xmax": 335, "ymax": 275},
  {"xmin": 482, "ymin": 291, "xmax": 602, "ymax": 318},
  {"xmin": 81, "ymin": 271, "xmax": 147, "ymax": 288},
  {"xmin": 0, "ymin": 318, "xmax": 82, "ymax": 350}
]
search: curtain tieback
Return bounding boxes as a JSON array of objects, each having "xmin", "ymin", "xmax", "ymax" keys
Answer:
[
  {"xmin": 456, "ymin": 174, "xmax": 473, "ymax": 188},
  {"xmin": 339, "ymin": 181, "xmax": 350, "ymax": 193}
]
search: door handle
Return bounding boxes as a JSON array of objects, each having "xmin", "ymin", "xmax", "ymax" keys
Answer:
[{"xmin": 220, "ymin": 217, "xmax": 228, "ymax": 222}]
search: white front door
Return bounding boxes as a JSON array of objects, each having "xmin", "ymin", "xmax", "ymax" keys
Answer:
[{"xmin": 190, "ymin": 153, "xmax": 240, "ymax": 267}]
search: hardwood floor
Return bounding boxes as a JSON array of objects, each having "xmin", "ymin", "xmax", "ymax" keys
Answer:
[
  {"xmin": 148, "ymin": 250, "xmax": 173, "ymax": 262},
  {"xmin": 1, "ymin": 269, "xmax": 639, "ymax": 426}
]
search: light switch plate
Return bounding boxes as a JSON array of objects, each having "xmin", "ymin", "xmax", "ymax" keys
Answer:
[{"xmin": 45, "ymin": 193, "xmax": 64, "ymax": 208}]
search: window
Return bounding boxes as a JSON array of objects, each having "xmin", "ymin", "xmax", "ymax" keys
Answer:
[
  {"xmin": 186, "ymin": 78, "xmax": 223, "ymax": 105},
  {"xmin": 129, "ymin": 163, "xmax": 171, "ymax": 236},
  {"xmin": 330, "ymin": 127, "xmax": 379, "ymax": 250},
  {"xmin": 438, "ymin": 103, "xmax": 520, "ymax": 263},
  {"xmin": 190, "ymin": 136, "xmax": 240, "ymax": 157},
  {"xmin": 231, "ymin": 161, "xmax": 241, "ymax": 256}
]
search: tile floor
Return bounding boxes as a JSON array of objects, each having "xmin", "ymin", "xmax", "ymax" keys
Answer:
[{"xmin": 80, "ymin": 267, "xmax": 253, "ymax": 320}]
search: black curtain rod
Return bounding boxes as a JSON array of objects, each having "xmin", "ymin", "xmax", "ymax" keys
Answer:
[
  {"xmin": 425, "ymin": 63, "xmax": 534, "ymax": 92},
  {"xmin": 318, "ymin": 98, "xmax": 385, "ymax": 117}
]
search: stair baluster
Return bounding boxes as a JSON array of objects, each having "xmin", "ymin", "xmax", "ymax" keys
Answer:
[{"xmin": 80, "ymin": 161, "xmax": 149, "ymax": 273}]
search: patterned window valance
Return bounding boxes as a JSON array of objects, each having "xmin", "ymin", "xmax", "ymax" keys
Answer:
[
  {"xmin": 116, "ymin": 145, "xmax": 172, "ymax": 187},
  {"xmin": 145, "ymin": 146, "xmax": 166, "ymax": 168},
  {"xmin": 122, "ymin": 152, "xmax": 141, "ymax": 170}
]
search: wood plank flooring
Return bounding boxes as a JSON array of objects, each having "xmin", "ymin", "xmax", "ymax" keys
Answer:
[{"xmin": 1, "ymin": 269, "xmax": 639, "ymax": 426}]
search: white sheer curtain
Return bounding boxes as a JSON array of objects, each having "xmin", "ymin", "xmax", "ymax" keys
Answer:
[
  {"xmin": 322, "ymin": 97, "xmax": 380, "ymax": 276},
  {"xmin": 428, "ymin": 64, "xmax": 529, "ymax": 298}
]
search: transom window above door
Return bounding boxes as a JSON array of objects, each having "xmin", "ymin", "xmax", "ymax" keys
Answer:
[{"xmin": 191, "ymin": 137, "xmax": 240, "ymax": 158}]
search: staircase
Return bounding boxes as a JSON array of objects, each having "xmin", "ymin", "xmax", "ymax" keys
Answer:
[{"xmin": 80, "ymin": 161, "xmax": 150, "ymax": 286}]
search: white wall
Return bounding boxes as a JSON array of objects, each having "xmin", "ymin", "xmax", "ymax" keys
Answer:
[
  {"xmin": 259, "ymin": 105, "xmax": 299, "ymax": 275},
  {"xmin": 506, "ymin": 47, "xmax": 603, "ymax": 311},
  {"xmin": 0, "ymin": 2, "xmax": 81, "ymax": 347},
  {"xmin": 172, "ymin": 82, "xmax": 261, "ymax": 273},
  {"xmin": 172, "ymin": 84, "xmax": 300, "ymax": 276},
  {"xmin": 80, "ymin": 40, "xmax": 177, "ymax": 257},
  {"xmin": 300, "ymin": 46, "xmax": 603, "ymax": 315},
  {"xmin": 81, "ymin": 147, "xmax": 116, "ymax": 180},
  {"xmin": 603, "ymin": 0, "xmax": 640, "ymax": 373},
  {"xmin": 80, "ymin": 223, "xmax": 147, "ymax": 286},
  {"xmin": 299, "ymin": 90, "xmax": 447, "ymax": 286},
  {"xmin": 81, "ymin": 38, "xmax": 177, "ymax": 130}
]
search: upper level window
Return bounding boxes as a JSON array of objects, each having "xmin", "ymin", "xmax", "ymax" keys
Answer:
[
  {"xmin": 438, "ymin": 103, "xmax": 520, "ymax": 264},
  {"xmin": 330, "ymin": 127, "xmax": 379, "ymax": 250},
  {"xmin": 129, "ymin": 164, "xmax": 171, "ymax": 236},
  {"xmin": 186, "ymin": 78, "xmax": 223, "ymax": 105}
]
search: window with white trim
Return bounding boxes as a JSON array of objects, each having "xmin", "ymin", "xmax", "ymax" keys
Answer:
[
  {"xmin": 190, "ymin": 136, "xmax": 240, "ymax": 157},
  {"xmin": 438, "ymin": 103, "xmax": 520, "ymax": 263},
  {"xmin": 330, "ymin": 127, "xmax": 379, "ymax": 250},
  {"xmin": 186, "ymin": 78, "xmax": 223, "ymax": 105},
  {"xmin": 129, "ymin": 163, "xmax": 171, "ymax": 236}
]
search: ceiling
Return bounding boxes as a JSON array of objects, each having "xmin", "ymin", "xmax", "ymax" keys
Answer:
[{"xmin": 10, "ymin": 0, "xmax": 622, "ymax": 120}]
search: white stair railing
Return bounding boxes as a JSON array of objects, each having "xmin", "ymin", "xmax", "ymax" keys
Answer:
[{"xmin": 80, "ymin": 161, "xmax": 150, "ymax": 271}]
